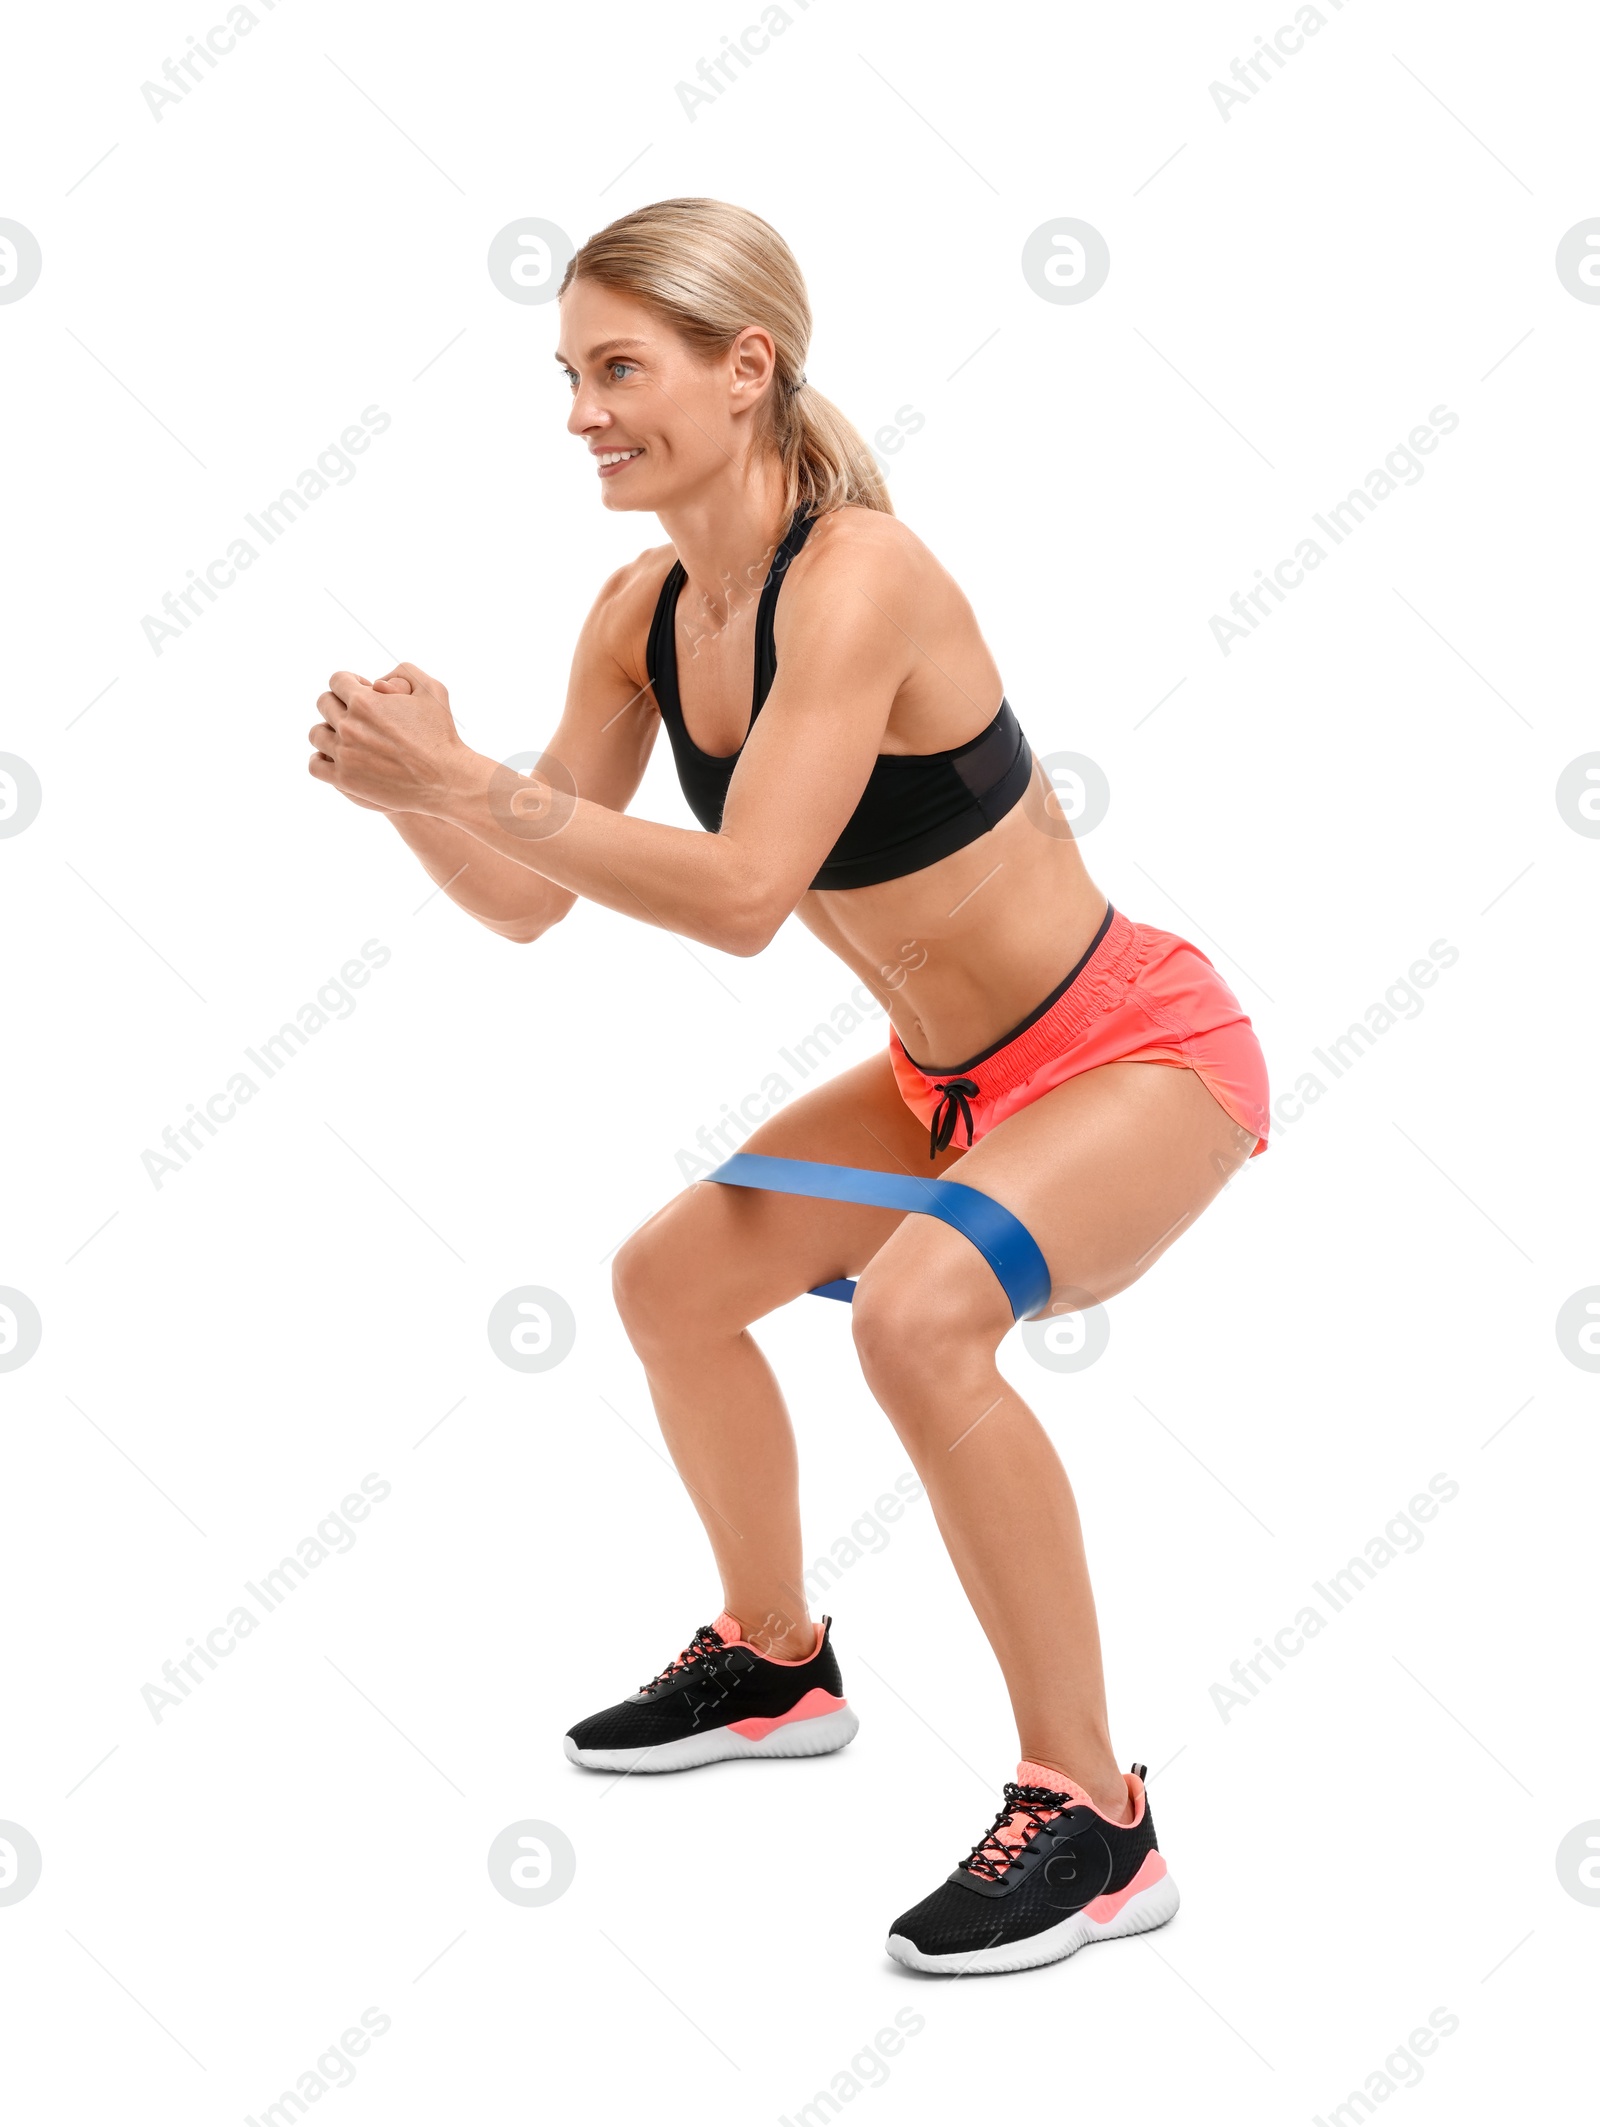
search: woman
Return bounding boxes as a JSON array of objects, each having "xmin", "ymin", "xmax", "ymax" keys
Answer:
[{"xmin": 308, "ymin": 198, "xmax": 1269, "ymax": 1977}]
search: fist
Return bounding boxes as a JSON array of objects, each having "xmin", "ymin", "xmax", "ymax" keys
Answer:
[{"xmin": 309, "ymin": 663, "xmax": 468, "ymax": 814}]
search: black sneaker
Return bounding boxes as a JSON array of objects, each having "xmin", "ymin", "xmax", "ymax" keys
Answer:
[
  {"xmin": 886, "ymin": 1759, "xmax": 1177, "ymax": 1975},
  {"xmin": 563, "ymin": 1611, "xmax": 859, "ymax": 1773}
]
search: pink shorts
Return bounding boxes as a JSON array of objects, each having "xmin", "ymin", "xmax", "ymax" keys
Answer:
[{"xmin": 889, "ymin": 905, "xmax": 1270, "ymax": 1160}]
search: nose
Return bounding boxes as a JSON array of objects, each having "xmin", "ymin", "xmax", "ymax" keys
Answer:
[{"xmin": 566, "ymin": 389, "xmax": 609, "ymax": 442}]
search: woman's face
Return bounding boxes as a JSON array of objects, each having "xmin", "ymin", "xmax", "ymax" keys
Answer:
[{"xmin": 556, "ymin": 280, "xmax": 777, "ymax": 513}]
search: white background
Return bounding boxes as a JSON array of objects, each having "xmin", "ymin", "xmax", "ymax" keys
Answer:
[{"xmin": 2, "ymin": 0, "xmax": 1597, "ymax": 2120}]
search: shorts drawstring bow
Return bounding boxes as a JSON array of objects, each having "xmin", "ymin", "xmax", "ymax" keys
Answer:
[{"xmin": 928, "ymin": 1077, "xmax": 981, "ymax": 1159}]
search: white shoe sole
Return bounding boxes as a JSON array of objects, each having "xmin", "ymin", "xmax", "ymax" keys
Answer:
[
  {"xmin": 886, "ymin": 1867, "xmax": 1180, "ymax": 1976},
  {"xmin": 564, "ymin": 1703, "xmax": 859, "ymax": 1774}
]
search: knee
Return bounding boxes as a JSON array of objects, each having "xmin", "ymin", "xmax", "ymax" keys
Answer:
[
  {"xmin": 611, "ymin": 1198, "xmax": 740, "ymax": 1360},
  {"xmin": 612, "ymin": 1214, "xmax": 692, "ymax": 1359},
  {"xmin": 850, "ymin": 1246, "xmax": 1006, "ymax": 1409}
]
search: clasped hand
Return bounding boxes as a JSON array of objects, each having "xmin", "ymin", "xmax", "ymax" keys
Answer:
[{"xmin": 308, "ymin": 664, "xmax": 473, "ymax": 815}]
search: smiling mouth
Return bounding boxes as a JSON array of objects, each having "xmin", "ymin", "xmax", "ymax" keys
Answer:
[{"xmin": 594, "ymin": 447, "xmax": 645, "ymax": 471}]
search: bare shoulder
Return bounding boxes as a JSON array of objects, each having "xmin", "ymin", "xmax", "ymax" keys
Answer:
[
  {"xmin": 580, "ymin": 539, "xmax": 678, "ymax": 683},
  {"xmin": 792, "ymin": 505, "xmax": 959, "ymax": 604},
  {"xmin": 785, "ymin": 506, "xmax": 970, "ymax": 661},
  {"xmin": 798, "ymin": 503, "xmax": 920, "ymax": 572}
]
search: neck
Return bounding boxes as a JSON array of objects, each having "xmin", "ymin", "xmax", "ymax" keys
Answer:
[{"xmin": 655, "ymin": 457, "xmax": 796, "ymax": 623}]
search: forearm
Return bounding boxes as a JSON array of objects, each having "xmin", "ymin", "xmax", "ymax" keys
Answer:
[
  {"xmin": 385, "ymin": 809, "xmax": 576, "ymax": 942},
  {"xmin": 435, "ymin": 753, "xmax": 773, "ymax": 956}
]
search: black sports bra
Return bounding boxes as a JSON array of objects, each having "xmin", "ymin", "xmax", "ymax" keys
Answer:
[{"xmin": 644, "ymin": 508, "xmax": 1034, "ymax": 892}]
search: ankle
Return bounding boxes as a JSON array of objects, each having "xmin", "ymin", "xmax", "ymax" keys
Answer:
[
  {"xmin": 1090, "ymin": 1779, "xmax": 1134, "ymax": 1826},
  {"xmin": 1024, "ymin": 1755, "xmax": 1132, "ymax": 1825},
  {"xmin": 730, "ymin": 1608, "xmax": 817, "ymax": 1663}
]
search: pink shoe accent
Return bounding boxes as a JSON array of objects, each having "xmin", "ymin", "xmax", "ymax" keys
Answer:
[
  {"xmin": 728, "ymin": 1687, "xmax": 847, "ymax": 1739},
  {"xmin": 1015, "ymin": 1759, "xmax": 1093, "ymax": 1807},
  {"xmin": 1014, "ymin": 1760, "xmax": 1146, "ymax": 1828},
  {"xmin": 1084, "ymin": 1847, "xmax": 1167, "ymax": 1920},
  {"xmin": 713, "ymin": 1611, "xmax": 825, "ymax": 1665}
]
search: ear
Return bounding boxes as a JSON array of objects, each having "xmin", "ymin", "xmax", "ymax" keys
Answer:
[{"xmin": 728, "ymin": 325, "xmax": 778, "ymax": 409}]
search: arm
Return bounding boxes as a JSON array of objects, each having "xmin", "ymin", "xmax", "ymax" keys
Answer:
[
  {"xmin": 310, "ymin": 522, "xmax": 916, "ymax": 957},
  {"xmin": 310, "ymin": 554, "xmax": 665, "ymax": 943},
  {"xmin": 382, "ymin": 805, "xmax": 563, "ymax": 945}
]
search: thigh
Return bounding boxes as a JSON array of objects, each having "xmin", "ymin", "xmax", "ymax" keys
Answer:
[
  {"xmin": 627, "ymin": 1046, "xmax": 961, "ymax": 1322},
  {"xmin": 944, "ymin": 1060, "xmax": 1257, "ymax": 1307}
]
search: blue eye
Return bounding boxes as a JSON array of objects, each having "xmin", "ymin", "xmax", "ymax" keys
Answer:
[{"xmin": 609, "ymin": 362, "xmax": 636, "ymax": 381}]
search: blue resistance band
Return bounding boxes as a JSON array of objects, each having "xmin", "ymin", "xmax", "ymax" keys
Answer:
[{"xmin": 706, "ymin": 1153, "xmax": 1053, "ymax": 1323}]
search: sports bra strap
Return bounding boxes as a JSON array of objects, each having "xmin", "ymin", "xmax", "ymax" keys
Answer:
[
  {"xmin": 751, "ymin": 508, "xmax": 817, "ymax": 712},
  {"xmin": 647, "ymin": 508, "xmax": 818, "ymax": 732}
]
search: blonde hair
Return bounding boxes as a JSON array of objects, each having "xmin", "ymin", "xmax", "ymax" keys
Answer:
[{"xmin": 559, "ymin": 198, "xmax": 893, "ymax": 519}]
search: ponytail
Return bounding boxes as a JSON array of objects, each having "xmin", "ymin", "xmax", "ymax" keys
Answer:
[{"xmin": 777, "ymin": 377, "xmax": 892, "ymax": 517}]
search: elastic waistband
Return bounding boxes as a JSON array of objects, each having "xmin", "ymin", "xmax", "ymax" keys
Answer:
[{"xmin": 894, "ymin": 905, "xmax": 1144, "ymax": 1096}]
